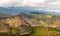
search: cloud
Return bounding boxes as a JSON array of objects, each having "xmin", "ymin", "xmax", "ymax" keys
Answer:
[
  {"xmin": 43, "ymin": 0, "xmax": 60, "ymax": 11},
  {"xmin": 0, "ymin": 0, "xmax": 60, "ymax": 11},
  {"xmin": 0, "ymin": 0, "xmax": 47, "ymax": 7},
  {"xmin": 0, "ymin": 0, "xmax": 12, "ymax": 6}
]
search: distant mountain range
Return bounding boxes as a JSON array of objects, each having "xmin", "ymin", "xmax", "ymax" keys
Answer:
[{"xmin": 0, "ymin": 7, "xmax": 60, "ymax": 16}]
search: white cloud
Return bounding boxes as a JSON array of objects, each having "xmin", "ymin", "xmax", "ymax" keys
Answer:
[
  {"xmin": 0, "ymin": 0, "xmax": 47, "ymax": 7},
  {"xmin": 0, "ymin": 0, "xmax": 60, "ymax": 12},
  {"xmin": 43, "ymin": 0, "xmax": 60, "ymax": 11}
]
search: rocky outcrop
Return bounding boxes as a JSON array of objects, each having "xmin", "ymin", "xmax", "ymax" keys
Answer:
[{"xmin": 0, "ymin": 15, "xmax": 32, "ymax": 35}]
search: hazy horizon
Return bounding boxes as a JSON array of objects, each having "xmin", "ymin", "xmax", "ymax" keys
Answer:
[{"xmin": 0, "ymin": 0, "xmax": 60, "ymax": 12}]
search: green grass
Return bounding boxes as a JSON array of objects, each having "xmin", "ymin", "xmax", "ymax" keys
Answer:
[
  {"xmin": 29, "ymin": 26, "xmax": 60, "ymax": 36},
  {"xmin": 0, "ymin": 33, "xmax": 8, "ymax": 36},
  {"xmin": 0, "ymin": 26, "xmax": 60, "ymax": 36},
  {"xmin": 10, "ymin": 28, "xmax": 17, "ymax": 34}
]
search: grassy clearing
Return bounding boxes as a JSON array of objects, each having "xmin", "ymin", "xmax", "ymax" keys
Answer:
[
  {"xmin": 0, "ymin": 26, "xmax": 60, "ymax": 36},
  {"xmin": 29, "ymin": 26, "xmax": 60, "ymax": 36},
  {"xmin": 0, "ymin": 33, "xmax": 9, "ymax": 36}
]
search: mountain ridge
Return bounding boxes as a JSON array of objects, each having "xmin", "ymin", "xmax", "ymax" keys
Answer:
[{"xmin": 0, "ymin": 7, "xmax": 60, "ymax": 15}]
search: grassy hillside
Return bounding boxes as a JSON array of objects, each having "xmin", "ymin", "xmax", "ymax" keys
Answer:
[
  {"xmin": 23, "ymin": 12, "xmax": 60, "ymax": 28},
  {"xmin": 22, "ymin": 12, "xmax": 60, "ymax": 36},
  {"xmin": 0, "ymin": 12, "xmax": 60, "ymax": 36},
  {"xmin": 29, "ymin": 26, "xmax": 60, "ymax": 36}
]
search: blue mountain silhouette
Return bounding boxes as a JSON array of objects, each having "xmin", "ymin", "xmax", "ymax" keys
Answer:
[{"xmin": 0, "ymin": 7, "xmax": 60, "ymax": 15}]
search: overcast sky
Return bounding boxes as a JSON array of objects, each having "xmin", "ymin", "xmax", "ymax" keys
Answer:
[
  {"xmin": 0, "ymin": 0, "xmax": 48, "ymax": 7},
  {"xmin": 0, "ymin": 0, "xmax": 60, "ymax": 12}
]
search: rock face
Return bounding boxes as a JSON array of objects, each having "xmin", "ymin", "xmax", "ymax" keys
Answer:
[{"xmin": 0, "ymin": 15, "xmax": 32, "ymax": 35}]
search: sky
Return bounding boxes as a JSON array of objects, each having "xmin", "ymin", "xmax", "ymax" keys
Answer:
[
  {"xmin": 0, "ymin": 0, "xmax": 47, "ymax": 7},
  {"xmin": 0, "ymin": 0, "xmax": 60, "ymax": 12}
]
